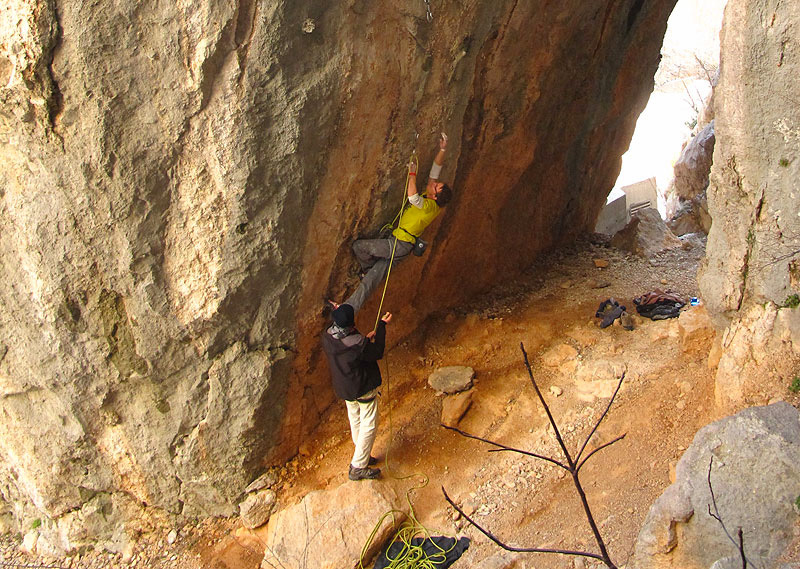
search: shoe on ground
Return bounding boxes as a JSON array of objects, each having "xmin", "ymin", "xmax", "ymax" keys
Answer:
[{"xmin": 349, "ymin": 465, "xmax": 381, "ymax": 481}]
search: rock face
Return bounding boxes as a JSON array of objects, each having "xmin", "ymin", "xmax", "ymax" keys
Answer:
[
  {"xmin": 0, "ymin": 0, "xmax": 676, "ymax": 547},
  {"xmin": 261, "ymin": 481, "xmax": 404, "ymax": 569},
  {"xmin": 632, "ymin": 402, "xmax": 800, "ymax": 569},
  {"xmin": 698, "ymin": 0, "xmax": 800, "ymax": 412},
  {"xmin": 667, "ymin": 121, "xmax": 715, "ymax": 236},
  {"xmin": 611, "ymin": 208, "xmax": 682, "ymax": 258}
]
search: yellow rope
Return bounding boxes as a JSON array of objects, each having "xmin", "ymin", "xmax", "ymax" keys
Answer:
[{"xmin": 372, "ymin": 153, "xmax": 417, "ymax": 333}]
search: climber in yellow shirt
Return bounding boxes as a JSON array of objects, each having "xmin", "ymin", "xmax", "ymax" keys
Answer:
[{"xmin": 342, "ymin": 133, "xmax": 453, "ymax": 313}]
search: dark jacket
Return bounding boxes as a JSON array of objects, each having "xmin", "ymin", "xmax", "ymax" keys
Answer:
[{"xmin": 321, "ymin": 321, "xmax": 386, "ymax": 401}]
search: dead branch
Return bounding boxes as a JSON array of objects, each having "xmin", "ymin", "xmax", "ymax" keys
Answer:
[
  {"xmin": 694, "ymin": 54, "xmax": 716, "ymax": 86},
  {"xmin": 738, "ymin": 528, "xmax": 747, "ymax": 569},
  {"xmin": 441, "ymin": 487, "xmax": 606, "ymax": 562},
  {"xmin": 441, "ymin": 425, "xmax": 567, "ymax": 470},
  {"xmin": 577, "ymin": 434, "xmax": 627, "ymax": 472},
  {"xmin": 520, "ymin": 345, "xmax": 574, "ymax": 469},
  {"xmin": 575, "ymin": 374, "xmax": 625, "ymax": 464},
  {"xmin": 441, "ymin": 342, "xmax": 627, "ymax": 569}
]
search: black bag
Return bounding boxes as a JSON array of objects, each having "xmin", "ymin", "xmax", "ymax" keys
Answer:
[
  {"xmin": 373, "ymin": 536, "xmax": 470, "ymax": 569},
  {"xmin": 413, "ymin": 237, "xmax": 428, "ymax": 256}
]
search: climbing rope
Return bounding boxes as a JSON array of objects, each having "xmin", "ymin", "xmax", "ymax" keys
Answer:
[{"xmin": 372, "ymin": 152, "xmax": 418, "ymax": 333}]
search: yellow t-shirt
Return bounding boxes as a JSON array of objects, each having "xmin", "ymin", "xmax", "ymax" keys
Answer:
[{"xmin": 392, "ymin": 198, "xmax": 441, "ymax": 243}]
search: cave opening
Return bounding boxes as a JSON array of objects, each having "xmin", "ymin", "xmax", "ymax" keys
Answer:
[{"xmin": 599, "ymin": 0, "xmax": 727, "ymax": 231}]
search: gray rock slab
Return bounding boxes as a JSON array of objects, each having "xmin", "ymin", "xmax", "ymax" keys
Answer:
[
  {"xmin": 262, "ymin": 481, "xmax": 405, "ymax": 569},
  {"xmin": 632, "ymin": 402, "xmax": 800, "ymax": 569},
  {"xmin": 428, "ymin": 366, "xmax": 475, "ymax": 394}
]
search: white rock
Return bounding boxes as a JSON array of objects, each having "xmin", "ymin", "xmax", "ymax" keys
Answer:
[
  {"xmin": 21, "ymin": 531, "xmax": 38, "ymax": 554},
  {"xmin": 239, "ymin": 489, "xmax": 277, "ymax": 529}
]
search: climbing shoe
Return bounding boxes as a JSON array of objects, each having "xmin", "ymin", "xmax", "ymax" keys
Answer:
[{"xmin": 349, "ymin": 465, "xmax": 381, "ymax": 481}]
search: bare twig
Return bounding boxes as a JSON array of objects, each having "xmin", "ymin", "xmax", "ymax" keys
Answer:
[
  {"xmin": 441, "ymin": 487, "xmax": 606, "ymax": 561},
  {"xmin": 755, "ymin": 248, "xmax": 800, "ymax": 271},
  {"xmin": 738, "ymin": 528, "xmax": 746, "ymax": 569},
  {"xmin": 706, "ymin": 457, "xmax": 759, "ymax": 569},
  {"xmin": 442, "ymin": 343, "xmax": 625, "ymax": 568},
  {"xmin": 575, "ymin": 373, "xmax": 626, "ymax": 464},
  {"xmin": 576, "ymin": 434, "xmax": 627, "ymax": 472},
  {"xmin": 694, "ymin": 54, "xmax": 716, "ymax": 86},
  {"xmin": 441, "ymin": 425, "xmax": 568, "ymax": 470},
  {"xmin": 520, "ymin": 343, "xmax": 614, "ymax": 566},
  {"xmin": 520, "ymin": 344, "xmax": 575, "ymax": 470}
]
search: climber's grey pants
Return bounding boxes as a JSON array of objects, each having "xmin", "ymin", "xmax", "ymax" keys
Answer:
[{"xmin": 345, "ymin": 238, "xmax": 414, "ymax": 313}]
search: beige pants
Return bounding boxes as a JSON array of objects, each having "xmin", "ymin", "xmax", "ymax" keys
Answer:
[{"xmin": 345, "ymin": 389, "xmax": 379, "ymax": 468}]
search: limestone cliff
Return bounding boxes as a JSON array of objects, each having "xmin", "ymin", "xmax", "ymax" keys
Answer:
[
  {"xmin": 0, "ymin": 0, "xmax": 674, "ymax": 551},
  {"xmin": 698, "ymin": 0, "xmax": 800, "ymax": 411}
]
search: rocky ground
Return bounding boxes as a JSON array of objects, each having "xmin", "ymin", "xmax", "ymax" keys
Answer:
[{"xmin": 3, "ymin": 233, "xmax": 798, "ymax": 569}]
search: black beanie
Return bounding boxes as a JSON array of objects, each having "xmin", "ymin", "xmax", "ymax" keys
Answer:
[{"xmin": 332, "ymin": 304, "xmax": 355, "ymax": 327}]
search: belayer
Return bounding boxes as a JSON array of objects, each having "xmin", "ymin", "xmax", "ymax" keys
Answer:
[
  {"xmin": 341, "ymin": 132, "xmax": 453, "ymax": 313},
  {"xmin": 321, "ymin": 303, "xmax": 392, "ymax": 480}
]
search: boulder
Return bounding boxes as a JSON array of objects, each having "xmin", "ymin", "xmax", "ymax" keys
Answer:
[
  {"xmin": 668, "ymin": 193, "xmax": 712, "ymax": 236},
  {"xmin": 611, "ymin": 209, "xmax": 682, "ymax": 258},
  {"xmin": 239, "ymin": 489, "xmax": 276, "ymax": 530},
  {"xmin": 441, "ymin": 390, "xmax": 474, "ymax": 428},
  {"xmin": 665, "ymin": 121, "xmax": 715, "ymax": 237},
  {"xmin": 632, "ymin": 402, "xmax": 800, "ymax": 569},
  {"xmin": 672, "ymin": 121, "xmax": 716, "ymax": 202},
  {"xmin": 428, "ymin": 367, "xmax": 475, "ymax": 394},
  {"xmin": 262, "ymin": 481, "xmax": 405, "ymax": 569}
]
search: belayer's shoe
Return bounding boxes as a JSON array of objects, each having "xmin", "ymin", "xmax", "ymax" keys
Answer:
[{"xmin": 349, "ymin": 465, "xmax": 381, "ymax": 481}]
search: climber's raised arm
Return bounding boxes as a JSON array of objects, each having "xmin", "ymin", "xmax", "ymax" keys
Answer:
[
  {"xmin": 426, "ymin": 132, "xmax": 447, "ymax": 193},
  {"xmin": 407, "ymin": 159, "xmax": 419, "ymax": 201}
]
